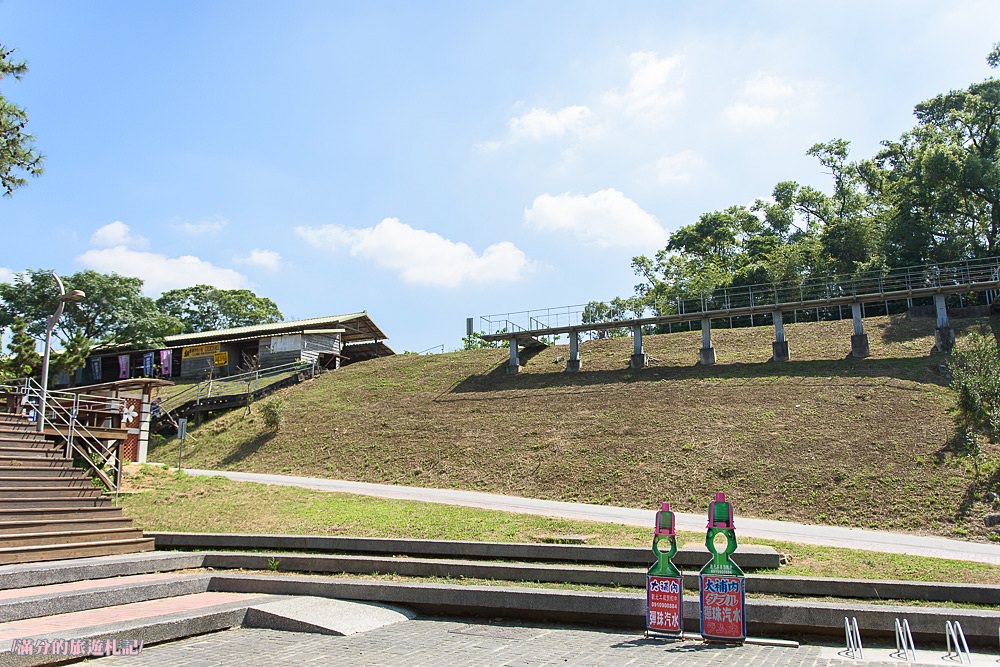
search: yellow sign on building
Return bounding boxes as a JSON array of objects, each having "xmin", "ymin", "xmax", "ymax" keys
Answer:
[
  {"xmin": 213, "ymin": 352, "xmax": 229, "ymax": 367},
  {"xmin": 182, "ymin": 344, "xmax": 221, "ymax": 359}
]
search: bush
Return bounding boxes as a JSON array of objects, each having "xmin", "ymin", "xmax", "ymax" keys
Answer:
[
  {"xmin": 259, "ymin": 398, "xmax": 285, "ymax": 430},
  {"xmin": 948, "ymin": 330, "xmax": 1000, "ymax": 441}
]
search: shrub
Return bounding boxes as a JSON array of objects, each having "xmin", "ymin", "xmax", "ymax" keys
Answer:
[
  {"xmin": 260, "ymin": 398, "xmax": 285, "ymax": 430},
  {"xmin": 948, "ymin": 329, "xmax": 1000, "ymax": 442}
]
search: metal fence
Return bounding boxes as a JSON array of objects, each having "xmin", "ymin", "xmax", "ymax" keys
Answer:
[{"xmin": 477, "ymin": 257, "xmax": 1000, "ymax": 337}]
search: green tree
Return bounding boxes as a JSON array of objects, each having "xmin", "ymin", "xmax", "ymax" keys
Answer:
[
  {"xmin": 0, "ymin": 270, "xmax": 181, "ymax": 378},
  {"xmin": 0, "ymin": 44, "xmax": 43, "ymax": 196},
  {"xmin": 155, "ymin": 284, "xmax": 283, "ymax": 333},
  {"xmin": 4, "ymin": 316, "xmax": 40, "ymax": 377},
  {"xmin": 877, "ymin": 50, "xmax": 999, "ymax": 262},
  {"xmin": 948, "ymin": 330, "xmax": 1000, "ymax": 442}
]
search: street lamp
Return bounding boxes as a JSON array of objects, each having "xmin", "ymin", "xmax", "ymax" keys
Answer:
[{"xmin": 37, "ymin": 272, "xmax": 85, "ymax": 432}]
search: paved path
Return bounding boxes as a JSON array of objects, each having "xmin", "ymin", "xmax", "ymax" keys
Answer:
[
  {"xmin": 87, "ymin": 621, "xmax": 929, "ymax": 667},
  {"xmin": 182, "ymin": 468, "xmax": 1000, "ymax": 565}
]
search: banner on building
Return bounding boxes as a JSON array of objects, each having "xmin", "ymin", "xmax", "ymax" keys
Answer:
[
  {"xmin": 143, "ymin": 352, "xmax": 154, "ymax": 377},
  {"xmin": 160, "ymin": 349, "xmax": 173, "ymax": 377},
  {"xmin": 118, "ymin": 355, "xmax": 129, "ymax": 379},
  {"xmin": 90, "ymin": 357, "xmax": 102, "ymax": 382}
]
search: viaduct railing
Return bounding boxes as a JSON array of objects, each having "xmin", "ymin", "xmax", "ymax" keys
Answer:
[{"xmin": 477, "ymin": 257, "xmax": 1000, "ymax": 341}]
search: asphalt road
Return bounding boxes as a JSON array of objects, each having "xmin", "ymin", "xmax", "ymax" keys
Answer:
[{"xmin": 182, "ymin": 467, "xmax": 1000, "ymax": 565}]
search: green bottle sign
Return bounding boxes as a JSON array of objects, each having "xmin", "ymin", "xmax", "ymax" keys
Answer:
[
  {"xmin": 646, "ymin": 502, "xmax": 683, "ymax": 638},
  {"xmin": 699, "ymin": 492, "xmax": 746, "ymax": 643}
]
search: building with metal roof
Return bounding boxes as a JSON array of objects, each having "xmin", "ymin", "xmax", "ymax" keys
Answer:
[{"xmin": 80, "ymin": 311, "xmax": 392, "ymax": 383}]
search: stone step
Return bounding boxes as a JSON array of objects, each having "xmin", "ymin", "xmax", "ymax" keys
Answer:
[
  {"xmin": 0, "ymin": 528, "xmax": 145, "ymax": 549},
  {"xmin": 0, "ymin": 487, "xmax": 103, "ymax": 499},
  {"xmin": 0, "ymin": 590, "xmax": 266, "ymax": 666},
  {"xmin": 0, "ymin": 517, "xmax": 134, "ymax": 535},
  {"xmin": 0, "ymin": 507, "xmax": 124, "ymax": 522},
  {"xmin": 0, "ymin": 537, "xmax": 155, "ymax": 566}
]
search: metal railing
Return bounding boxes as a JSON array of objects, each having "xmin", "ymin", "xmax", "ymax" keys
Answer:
[
  {"xmin": 155, "ymin": 359, "xmax": 319, "ymax": 420},
  {"xmin": 1, "ymin": 378, "xmax": 127, "ymax": 497},
  {"xmin": 477, "ymin": 257, "xmax": 1000, "ymax": 337}
]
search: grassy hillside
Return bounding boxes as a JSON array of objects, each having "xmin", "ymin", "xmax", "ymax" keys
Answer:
[{"xmin": 149, "ymin": 314, "xmax": 1000, "ymax": 540}]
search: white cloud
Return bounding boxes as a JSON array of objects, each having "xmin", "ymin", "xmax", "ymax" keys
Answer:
[
  {"xmin": 90, "ymin": 221, "xmax": 149, "ymax": 249},
  {"xmin": 723, "ymin": 72, "xmax": 822, "ymax": 127},
  {"xmin": 237, "ymin": 249, "xmax": 282, "ymax": 271},
  {"xmin": 524, "ymin": 189, "xmax": 668, "ymax": 249},
  {"xmin": 602, "ymin": 51, "xmax": 684, "ymax": 120},
  {"xmin": 508, "ymin": 105, "xmax": 596, "ymax": 141},
  {"xmin": 652, "ymin": 150, "xmax": 707, "ymax": 184},
  {"xmin": 296, "ymin": 218, "xmax": 531, "ymax": 288},
  {"xmin": 77, "ymin": 247, "xmax": 247, "ymax": 294},
  {"xmin": 0, "ymin": 267, "xmax": 13, "ymax": 283},
  {"xmin": 172, "ymin": 216, "xmax": 229, "ymax": 235},
  {"xmin": 723, "ymin": 102, "xmax": 781, "ymax": 127}
]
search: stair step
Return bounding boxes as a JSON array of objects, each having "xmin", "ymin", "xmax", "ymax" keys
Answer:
[
  {"xmin": 0, "ymin": 456, "xmax": 74, "ymax": 467},
  {"xmin": 0, "ymin": 527, "xmax": 144, "ymax": 548},
  {"xmin": 0, "ymin": 537, "xmax": 155, "ymax": 565},
  {"xmin": 0, "ymin": 446, "xmax": 64, "ymax": 458},
  {"xmin": 0, "ymin": 466, "xmax": 85, "ymax": 478},
  {"xmin": 0, "ymin": 517, "xmax": 134, "ymax": 534},
  {"xmin": 0, "ymin": 487, "xmax": 103, "ymax": 498},
  {"xmin": 0, "ymin": 497, "xmax": 113, "ymax": 508},
  {"xmin": 0, "ymin": 476, "xmax": 91, "ymax": 488},
  {"xmin": 0, "ymin": 432, "xmax": 49, "ymax": 443},
  {"xmin": 0, "ymin": 506, "xmax": 125, "ymax": 521}
]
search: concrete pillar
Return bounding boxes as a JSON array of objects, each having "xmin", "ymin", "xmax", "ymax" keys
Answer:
[
  {"xmin": 850, "ymin": 302, "xmax": 869, "ymax": 358},
  {"xmin": 566, "ymin": 330, "xmax": 581, "ymax": 372},
  {"xmin": 507, "ymin": 338, "xmax": 521, "ymax": 374},
  {"xmin": 934, "ymin": 294, "xmax": 955, "ymax": 352},
  {"xmin": 630, "ymin": 326, "xmax": 648, "ymax": 369},
  {"xmin": 699, "ymin": 318, "xmax": 716, "ymax": 365},
  {"xmin": 771, "ymin": 311, "xmax": 790, "ymax": 362}
]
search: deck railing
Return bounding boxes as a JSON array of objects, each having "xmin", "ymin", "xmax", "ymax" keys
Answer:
[{"xmin": 1, "ymin": 378, "xmax": 127, "ymax": 496}]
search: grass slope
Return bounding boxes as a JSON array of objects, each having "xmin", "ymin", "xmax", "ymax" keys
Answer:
[
  {"xmin": 150, "ymin": 314, "xmax": 1000, "ymax": 540},
  {"xmin": 122, "ymin": 465, "xmax": 1000, "ymax": 584}
]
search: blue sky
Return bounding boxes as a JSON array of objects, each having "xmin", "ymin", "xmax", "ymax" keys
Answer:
[{"xmin": 1, "ymin": 1, "xmax": 998, "ymax": 352}]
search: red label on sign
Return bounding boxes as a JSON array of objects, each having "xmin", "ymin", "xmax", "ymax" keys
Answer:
[
  {"xmin": 646, "ymin": 575, "xmax": 683, "ymax": 635},
  {"xmin": 699, "ymin": 575, "xmax": 745, "ymax": 642}
]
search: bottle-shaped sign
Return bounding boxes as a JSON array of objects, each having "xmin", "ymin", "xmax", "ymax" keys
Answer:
[
  {"xmin": 646, "ymin": 502, "xmax": 683, "ymax": 638},
  {"xmin": 699, "ymin": 492, "xmax": 746, "ymax": 644}
]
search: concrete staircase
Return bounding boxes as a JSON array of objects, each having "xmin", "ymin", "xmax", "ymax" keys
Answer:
[{"xmin": 0, "ymin": 413, "xmax": 153, "ymax": 565}]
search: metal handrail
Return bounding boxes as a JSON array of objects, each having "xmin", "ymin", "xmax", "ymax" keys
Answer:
[
  {"xmin": 476, "ymin": 256, "xmax": 1000, "ymax": 336},
  {"xmin": 0, "ymin": 378, "xmax": 127, "ymax": 497},
  {"xmin": 156, "ymin": 359, "xmax": 318, "ymax": 418}
]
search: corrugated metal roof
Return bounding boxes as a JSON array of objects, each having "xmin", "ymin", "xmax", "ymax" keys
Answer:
[{"xmin": 162, "ymin": 312, "xmax": 386, "ymax": 345}]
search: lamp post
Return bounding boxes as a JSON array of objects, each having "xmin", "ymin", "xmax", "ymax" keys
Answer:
[{"xmin": 37, "ymin": 272, "xmax": 85, "ymax": 432}]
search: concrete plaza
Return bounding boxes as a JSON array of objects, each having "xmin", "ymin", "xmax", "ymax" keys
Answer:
[{"xmin": 86, "ymin": 618, "xmax": 940, "ymax": 667}]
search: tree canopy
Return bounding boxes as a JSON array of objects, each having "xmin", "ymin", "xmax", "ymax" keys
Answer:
[
  {"xmin": 155, "ymin": 284, "xmax": 283, "ymax": 333},
  {"xmin": 586, "ymin": 45, "xmax": 1000, "ymax": 324},
  {"xmin": 0, "ymin": 44, "xmax": 43, "ymax": 196}
]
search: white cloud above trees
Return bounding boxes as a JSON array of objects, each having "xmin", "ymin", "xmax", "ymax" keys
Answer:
[
  {"xmin": 296, "ymin": 218, "xmax": 532, "ymax": 288},
  {"xmin": 76, "ymin": 221, "xmax": 247, "ymax": 294},
  {"xmin": 524, "ymin": 189, "xmax": 668, "ymax": 249}
]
